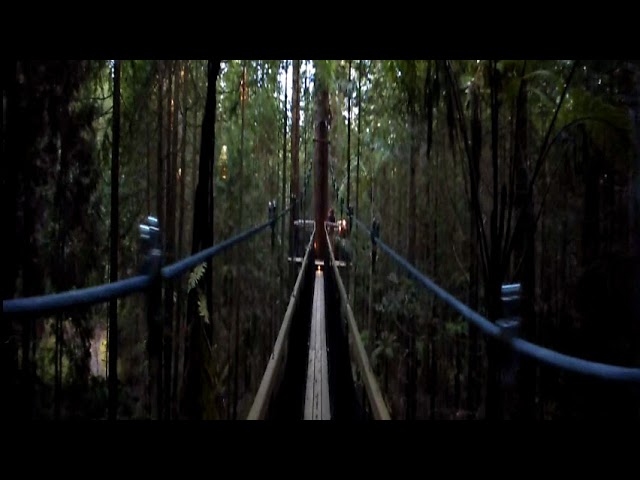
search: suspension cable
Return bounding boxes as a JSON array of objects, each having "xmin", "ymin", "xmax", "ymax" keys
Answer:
[
  {"xmin": 354, "ymin": 217, "xmax": 640, "ymax": 384},
  {"xmin": 3, "ymin": 202, "xmax": 298, "ymax": 317}
]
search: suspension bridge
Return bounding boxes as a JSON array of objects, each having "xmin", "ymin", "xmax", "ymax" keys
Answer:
[{"xmin": 4, "ymin": 132, "xmax": 640, "ymax": 422}]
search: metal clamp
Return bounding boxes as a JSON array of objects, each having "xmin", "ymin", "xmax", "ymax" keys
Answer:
[{"xmin": 139, "ymin": 216, "xmax": 162, "ymax": 276}]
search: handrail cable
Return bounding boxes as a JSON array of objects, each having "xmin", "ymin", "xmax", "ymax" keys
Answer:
[
  {"xmin": 3, "ymin": 202, "xmax": 298, "ymax": 316},
  {"xmin": 354, "ymin": 217, "xmax": 640, "ymax": 384}
]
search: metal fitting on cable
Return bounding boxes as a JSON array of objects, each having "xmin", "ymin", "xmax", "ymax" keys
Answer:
[
  {"xmin": 139, "ymin": 215, "xmax": 162, "ymax": 276},
  {"xmin": 497, "ymin": 283, "xmax": 522, "ymax": 387}
]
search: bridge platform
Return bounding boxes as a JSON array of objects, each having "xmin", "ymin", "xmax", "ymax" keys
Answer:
[{"xmin": 304, "ymin": 270, "xmax": 331, "ymax": 420}]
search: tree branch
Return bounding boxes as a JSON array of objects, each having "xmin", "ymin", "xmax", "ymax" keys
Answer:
[{"xmin": 502, "ymin": 61, "xmax": 579, "ymax": 263}]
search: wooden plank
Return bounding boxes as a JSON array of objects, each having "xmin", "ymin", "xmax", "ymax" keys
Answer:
[
  {"xmin": 303, "ymin": 283, "xmax": 317, "ymax": 420},
  {"xmin": 247, "ymin": 230, "xmax": 315, "ymax": 420},
  {"xmin": 325, "ymin": 227, "xmax": 391, "ymax": 420},
  {"xmin": 320, "ymin": 314, "xmax": 331, "ymax": 420},
  {"xmin": 304, "ymin": 270, "xmax": 331, "ymax": 420}
]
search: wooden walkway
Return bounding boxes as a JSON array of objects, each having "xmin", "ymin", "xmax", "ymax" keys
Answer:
[{"xmin": 304, "ymin": 270, "xmax": 331, "ymax": 420}]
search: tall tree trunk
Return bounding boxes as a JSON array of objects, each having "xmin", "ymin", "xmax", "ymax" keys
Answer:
[
  {"xmin": 405, "ymin": 105, "xmax": 419, "ymax": 420},
  {"xmin": 429, "ymin": 174, "xmax": 439, "ymax": 420},
  {"xmin": 18, "ymin": 63, "xmax": 46, "ymax": 419},
  {"xmin": 189, "ymin": 64, "xmax": 200, "ymax": 253},
  {"xmin": 280, "ymin": 61, "xmax": 288, "ymax": 311},
  {"xmin": 347, "ymin": 60, "xmax": 352, "ymax": 220},
  {"xmin": 290, "ymin": 60, "xmax": 301, "ymax": 261},
  {"xmin": 486, "ymin": 61, "xmax": 505, "ymax": 421},
  {"xmin": 623, "ymin": 63, "xmax": 640, "ymax": 369},
  {"xmin": 367, "ymin": 141, "xmax": 376, "ymax": 342},
  {"xmin": 581, "ymin": 129, "xmax": 600, "ymax": 267},
  {"xmin": 174, "ymin": 61, "xmax": 190, "ymax": 418},
  {"xmin": 146, "ymin": 119, "xmax": 151, "ymax": 215},
  {"xmin": 354, "ymin": 60, "xmax": 363, "ymax": 316},
  {"xmin": 148, "ymin": 61, "xmax": 165, "ymax": 419},
  {"xmin": 182, "ymin": 59, "xmax": 220, "ymax": 420},
  {"xmin": 162, "ymin": 60, "xmax": 179, "ymax": 419},
  {"xmin": 1, "ymin": 61, "xmax": 20, "ymax": 418},
  {"xmin": 346, "ymin": 60, "xmax": 353, "ymax": 297},
  {"xmin": 513, "ymin": 77, "xmax": 537, "ymax": 421},
  {"xmin": 465, "ymin": 75, "xmax": 483, "ymax": 419},
  {"xmin": 157, "ymin": 61, "xmax": 165, "ymax": 230},
  {"xmin": 108, "ymin": 59, "xmax": 121, "ymax": 421},
  {"xmin": 314, "ymin": 76, "xmax": 329, "ymax": 259},
  {"xmin": 232, "ymin": 62, "xmax": 247, "ymax": 420}
]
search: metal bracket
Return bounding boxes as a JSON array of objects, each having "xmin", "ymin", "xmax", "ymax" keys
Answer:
[
  {"xmin": 139, "ymin": 216, "xmax": 162, "ymax": 276},
  {"xmin": 497, "ymin": 283, "xmax": 522, "ymax": 387}
]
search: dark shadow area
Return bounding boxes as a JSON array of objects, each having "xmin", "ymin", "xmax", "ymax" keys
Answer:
[
  {"xmin": 323, "ymin": 255, "xmax": 368, "ymax": 420},
  {"xmin": 267, "ymin": 249, "xmax": 315, "ymax": 420}
]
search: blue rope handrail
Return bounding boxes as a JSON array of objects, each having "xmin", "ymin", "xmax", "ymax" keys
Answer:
[
  {"xmin": 2, "ymin": 203, "xmax": 296, "ymax": 317},
  {"xmin": 354, "ymin": 217, "xmax": 640, "ymax": 384}
]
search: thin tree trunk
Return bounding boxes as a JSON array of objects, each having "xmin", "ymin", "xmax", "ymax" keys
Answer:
[
  {"xmin": 183, "ymin": 59, "xmax": 220, "ymax": 421},
  {"xmin": 280, "ymin": 61, "xmax": 288, "ymax": 312},
  {"xmin": 429, "ymin": 172, "xmax": 438, "ymax": 420},
  {"xmin": 290, "ymin": 60, "xmax": 301, "ymax": 262},
  {"xmin": 157, "ymin": 61, "xmax": 165, "ymax": 230},
  {"xmin": 513, "ymin": 76, "xmax": 537, "ymax": 421},
  {"xmin": 486, "ymin": 60, "xmax": 505, "ymax": 421},
  {"xmin": 354, "ymin": 60, "xmax": 363, "ymax": 314},
  {"xmin": 314, "ymin": 73, "xmax": 329, "ymax": 259},
  {"xmin": 146, "ymin": 118, "xmax": 151, "ymax": 215},
  {"xmin": 162, "ymin": 60, "xmax": 180, "ymax": 419},
  {"xmin": 189, "ymin": 64, "xmax": 199, "ymax": 253},
  {"xmin": 347, "ymin": 60, "xmax": 352, "ymax": 219},
  {"xmin": 622, "ymin": 63, "xmax": 640, "ymax": 373},
  {"xmin": 466, "ymin": 80, "xmax": 481, "ymax": 416},
  {"xmin": 1, "ymin": 61, "xmax": 20, "ymax": 419},
  {"xmin": 149, "ymin": 61, "xmax": 165, "ymax": 420},
  {"xmin": 108, "ymin": 59, "xmax": 121, "ymax": 421},
  {"xmin": 232, "ymin": 63, "xmax": 247, "ymax": 420},
  {"xmin": 174, "ymin": 61, "xmax": 190, "ymax": 418},
  {"xmin": 346, "ymin": 60, "xmax": 353, "ymax": 297}
]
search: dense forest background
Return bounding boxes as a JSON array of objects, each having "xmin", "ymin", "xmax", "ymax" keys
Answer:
[{"xmin": 2, "ymin": 59, "xmax": 639, "ymax": 420}]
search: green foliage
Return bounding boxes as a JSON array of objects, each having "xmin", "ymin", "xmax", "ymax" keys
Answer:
[
  {"xmin": 35, "ymin": 320, "xmax": 71, "ymax": 385},
  {"xmin": 198, "ymin": 292, "xmax": 210, "ymax": 324},
  {"xmin": 375, "ymin": 272, "xmax": 421, "ymax": 319},
  {"xmin": 444, "ymin": 318, "xmax": 468, "ymax": 337},
  {"xmin": 371, "ymin": 331, "xmax": 398, "ymax": 369},
  {"xmin": 12, "ymin": 57, "xmax": 637, "ymax": 420},
  {"xmin": 188, "ymin": 262, "xmax": 207, "ymax": 292},
  {"xmin": 315, "ymin": 60, "xmax": 335, "ymax": 91}
]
